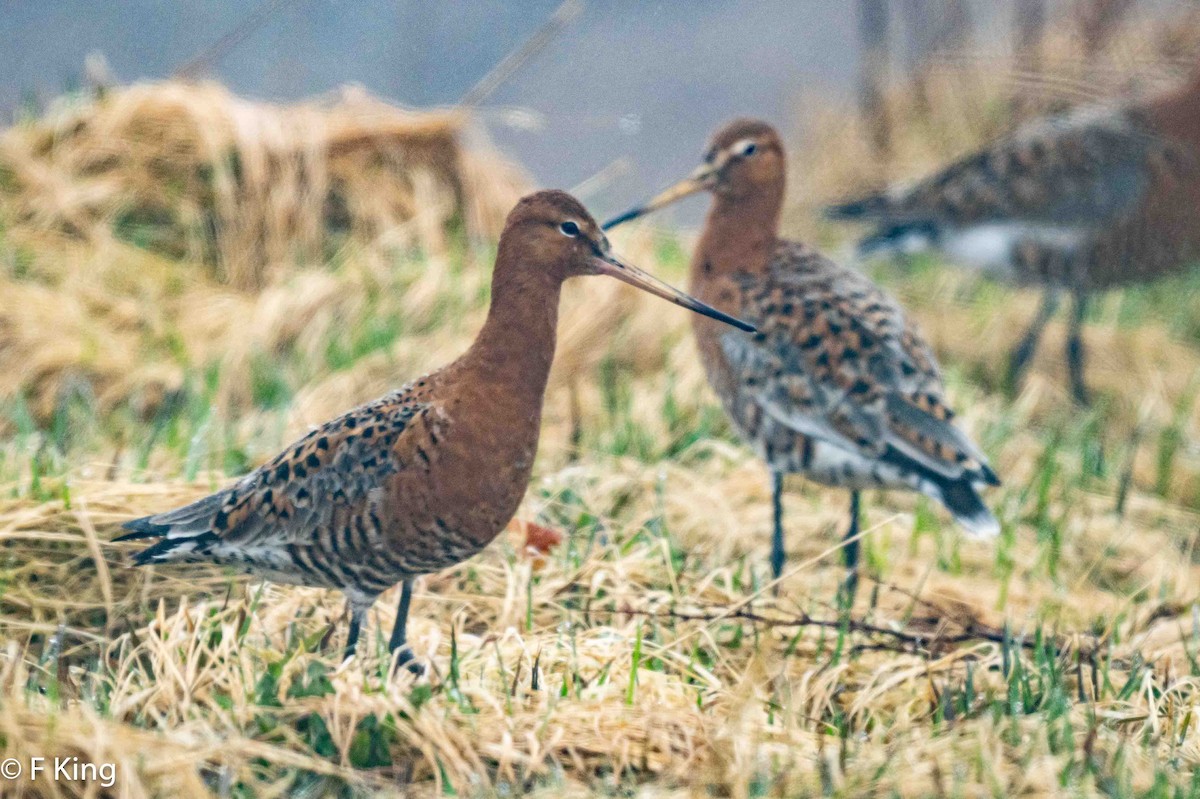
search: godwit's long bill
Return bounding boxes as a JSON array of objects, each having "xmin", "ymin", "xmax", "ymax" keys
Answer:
[
  {"xmin": 605, "ymin": 120, "xmax": 1000, "ymax": 596},
  {"xmin": 116, "ymin": 190, "xmax": 753, "ymax": 673}
]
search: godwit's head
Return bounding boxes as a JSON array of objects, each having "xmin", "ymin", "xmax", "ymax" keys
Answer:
[
  {"xmin": 497, "ymin": 190, "xmax": 754, "ymax": 331},
  {"xmin": 603, "ymin": 119, "xmax": 785, "ymax": 229}
]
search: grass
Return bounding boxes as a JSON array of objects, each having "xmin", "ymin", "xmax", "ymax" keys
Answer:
[
  {"xmin": 4, "ymin": 216, "xmax": 1200, "ymax": 797},
  {"xmin": 7, "ymin": 55, "xmax": 1200, "ymax": 798}
]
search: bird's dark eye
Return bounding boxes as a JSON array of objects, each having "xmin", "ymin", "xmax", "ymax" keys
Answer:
[
  {"xmin": 741, "ymin": 142, "xmax": 757, "ymax": 156},
  {"xmin": 560, "ymin": 221, "xmax": 580, "ymax": 237}
]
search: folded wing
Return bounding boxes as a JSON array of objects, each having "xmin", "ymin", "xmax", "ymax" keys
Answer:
[
  {"xmin": 118, "ymin": 391, "xmax": 429, "ymax": 567},
  {"xmin": 825, "ymin": 104, "xmax": 1166, "ymax": 256},
  {"xmin": 723, "ymin": 244, "xmax": 999, "ymax": 534}
]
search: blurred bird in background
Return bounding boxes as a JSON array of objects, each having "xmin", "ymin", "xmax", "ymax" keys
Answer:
[
  {"xmin": 606, "ymin": 119, "xmax": 1000, "ymax": 597},
  {"xmin": 825, "ymin": 65, "xmax": 1200, "ymax": 405}
]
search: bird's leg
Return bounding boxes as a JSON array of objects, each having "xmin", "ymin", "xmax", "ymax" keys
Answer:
[
  {"xmin": 388, "ymin": 579, "xmax": 423, "ymax": 675},
  {"xmin": 770, "ymin": 471, "xmax": 785, "ymax": 587},
  {"xmin": 840, "ymin": 491, "xmax": 861, "ymax": 607},
  {"xmin": 1066, "ymin": 288, "xmax": 1090, "ymax": 406},
  {"xmin": 343, "ymin": 601, "xmax": 366, "ymax": 661},
  {"xmin": 1006, "ymin": 288, "xmax": 1061, "ymax": 394}
]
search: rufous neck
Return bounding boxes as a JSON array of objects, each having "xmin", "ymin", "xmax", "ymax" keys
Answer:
[
  {"xmin": 693, "ymin": 181, "xmax": 784, "ymax": 280},
  {"xmin": 461, "ymin": 257, "xmax": 561, "ymax": 400}
]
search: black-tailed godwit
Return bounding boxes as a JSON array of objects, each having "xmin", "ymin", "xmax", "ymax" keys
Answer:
[
  {"xmin": 605, "ymin": 120, "xmax": 999, "ymax": 593},
  {"xmin": 117, "ymin": 190, "xmax": 753, "ymax": 671},
  {"xmin": 826, "ymin": 68, "xmax": 1200, "ymax": 404}
]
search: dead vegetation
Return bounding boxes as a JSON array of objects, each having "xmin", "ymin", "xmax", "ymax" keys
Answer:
[
  {"xmin": 0, "ymin": 79, "xmax": 533, "ymax": 426},
  {"xmin": 1, "ymin": 80, "xmax": 527, "ymax": 288},
  {"xmin": 5, "ymin": 18, "xmax": 1200, "ymax": 796},
  {"xmin": 3, "ymin": 429, "xmax": 1200, "ymax": 797}
]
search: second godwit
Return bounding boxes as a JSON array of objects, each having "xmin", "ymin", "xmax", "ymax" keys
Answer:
[
  {"xmin": 605, "ymin": 120, "xmax": 999, "ymax": 591},
  {"xmin": 825, "ymin": 67, "xmax": 1200, "ymax": 404},
  {"xmin": 116, "ymin": 190, "xmax": 753, "ymax": 672}
]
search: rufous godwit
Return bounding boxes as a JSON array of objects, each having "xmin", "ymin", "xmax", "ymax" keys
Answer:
[
  {"xmin": 117, "ymin": 190, "xmax": 753, "ymax": 672},
  {"xmin": 605, "ymin": 120, "xmax": 999, "ymax": 594}
]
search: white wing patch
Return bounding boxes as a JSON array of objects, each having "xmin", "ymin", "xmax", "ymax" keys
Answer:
[{"xmin": 941, "ymin": 223, "xmax": 1089, "ymax": 276}]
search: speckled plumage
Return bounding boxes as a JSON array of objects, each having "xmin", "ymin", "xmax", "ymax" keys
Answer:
[
  {"xmin": 692, "ymin": 238, "xmax": 999, "ymax": 538},
  {"xmin": 605, "ymin": 119, "xmax": 999, "ymax": 586},
  {"xmin": 117, "ymin": 190, "xmax": 750, "ymax": 669},
  {"xmin": 123, "ymin": 392, "xmax": 466, "ymax": 601},
  {"xmin": 826, "ymin": 69, "xmax": 1200, "ymax": 402},
  {"xmin": 712, "ymin": 240, "xmax": 996, "ymax": 492}
]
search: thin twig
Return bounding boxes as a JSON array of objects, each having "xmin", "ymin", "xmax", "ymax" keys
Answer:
[
  {"xmin": 175, "ymin": 0, "xmax": 297, "ymax": 80},
  {"xmin": 589, "ymin": 601, "xmax": 1106, "ymax": 659},
  {"xmin": 458, "ymin": 0, "xmax": 584, "ymax": 108},
  {"xmin": 569, "ymin": 157, "xmax": 633, "ymax": 199}
]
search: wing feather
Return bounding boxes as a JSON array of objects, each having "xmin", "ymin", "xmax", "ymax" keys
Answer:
[
  {"xmin": 827, "ymin": 104, "xmax": 1165, "ymax": 231},
  {"xmin": 725, "ymin": 242, "xmax": 995, "ymax": 485},
  {"xmin": 120, "ymin": 390, "xmax": 430, "ymax": 563}
]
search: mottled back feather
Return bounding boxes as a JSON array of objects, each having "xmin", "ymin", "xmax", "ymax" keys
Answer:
[
  {"xmin": 825, "ymin": 98, "xmax": 1200, "ymax": 293},
  {"xmin": 829, "ymin": 105, "xmax": 1165, "ymax": 230},
  {"xmin": 120, "ymin": 389, "xmax": 432, "ymax": 575},
  {"xmin": 722, "ymin": 241, "xmax": 997, "ymax": 488}
]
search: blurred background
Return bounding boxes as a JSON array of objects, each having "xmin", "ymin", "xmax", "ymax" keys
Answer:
[
  {"xmin": 6, "ymin": 0, "xmax": 864, "ymax": 210},
  {"xmin": 5, "ymin": 0, "xmax": 1196, "ymax": 220}
]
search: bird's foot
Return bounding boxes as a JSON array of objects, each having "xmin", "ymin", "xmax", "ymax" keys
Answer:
[{"xmin": 390, "ymin": 646, "xmax": 425, "ymax": 677}]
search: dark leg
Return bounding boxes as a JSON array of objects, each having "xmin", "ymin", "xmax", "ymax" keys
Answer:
[
  {"xmin": 344, "ymin": 602, "xmax": 366, "ymax": 660},
  {"xmin": 841, "ymin": 491, "xmax": 861, "ymax": 605},
  {"xmin": 388, "ymin": 579, "xmax": 423, "ymax": 675},
  {"xmin": 1066, "ymin": 288, "xmax": 1090, "ymax": 406},
  {"xmin": 1006, "ymin": 288, "xmax": 1061, "ymax": 394},
  {"xmin": 770, "ymin": 471, "xmax": 785, "ymax": 583}
]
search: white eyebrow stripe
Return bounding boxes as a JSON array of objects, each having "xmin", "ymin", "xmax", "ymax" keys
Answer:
[{"xmin": 731, "ymin": 138, "xmax": 757, "ymax": 154}]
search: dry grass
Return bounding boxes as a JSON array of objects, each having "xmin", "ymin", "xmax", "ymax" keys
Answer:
[
  {"xmin": 0, "ymin": 79, "xmax": 526, "ymax": 425},
  {"xmin": 5, "ymin": 225, "xmax": 1200, "ymax": 797},
  {"xmin": 1, "ymin": 80, "xmax": 526, "ymax": 287},
  {"xmin": 4, "ymin": 395, "xmax": 1200, "ymax": 797},
  {"xmin": 6, "ymin": 30, "xmax": 1200, "ymax": 797}
]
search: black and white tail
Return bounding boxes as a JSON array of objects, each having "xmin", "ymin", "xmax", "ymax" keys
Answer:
[
  {"xmin": 935, "ymin": 474, "xmax": 1001, "ymax": 539},
  {"xmin": 881, "ymin": 445, "xmax": 1001, "ymax": 539},
  {"xmin": 114, "ymin": 491, "xmax": 227, "ymax": 565}
]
